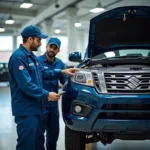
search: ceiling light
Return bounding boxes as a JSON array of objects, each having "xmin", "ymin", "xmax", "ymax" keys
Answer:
[
  {"xmin": 90, "ymin": 2, "xmax": 105, "ymax": 13},
  {"xmin": 0, "ymin": 26, "xmax": 5, "ymax": 32},
  {"xmin": 75, "ymin": 22, "xmax": 82, "ymax": 28},
  {"xmin": 55, "ymin": 29, "xmax": 61, "ymax": 34},
  {"xmin": 20, "ymin": 0, "xmax": 33, "ymax": 9},
  {"xmin": 5, "ymin": 16, "xmax": 15, "ymax": 24}
]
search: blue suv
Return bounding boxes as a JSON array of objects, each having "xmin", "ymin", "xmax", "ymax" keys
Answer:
[{"xmin": 62, "ymin": 6, "xmax": 150, "ymax": 150}]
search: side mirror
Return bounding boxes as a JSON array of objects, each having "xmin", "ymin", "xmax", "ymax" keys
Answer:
[{"xmin": 69, "ymin": 51, "xmax": 82, "ymax": 62}]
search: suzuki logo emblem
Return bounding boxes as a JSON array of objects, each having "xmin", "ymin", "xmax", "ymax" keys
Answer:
[{"xmin": 127, "ymin": 76, "xmax": 140, "ymax": 89}]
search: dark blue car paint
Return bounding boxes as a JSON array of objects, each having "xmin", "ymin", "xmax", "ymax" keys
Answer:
[
  {"xmin": 62, "ymin": 6, "xmax": 150, "ymax": 137},
  {"xmin": 62, "ymin": 79, "xmax": 150, "ymax": 132}
]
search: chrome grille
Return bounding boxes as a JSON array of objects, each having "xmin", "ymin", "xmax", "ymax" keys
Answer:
[
  {"xmin": 104, "ymin": 73, "xmax": 150, "ymax": 93},
  {"xmin": 92, "ymin": 72, "xmax": 101, "ymax": 92}
]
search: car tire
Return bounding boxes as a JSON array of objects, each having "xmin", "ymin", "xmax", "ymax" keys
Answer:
[{"xmin": 65, "ymin": 126, "xmax": 86, "ymax": 150}]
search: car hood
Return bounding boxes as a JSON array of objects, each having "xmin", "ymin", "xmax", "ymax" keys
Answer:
[{"xmin": 88, "ymin": 6, "xmax": 150, "ymax": 58}]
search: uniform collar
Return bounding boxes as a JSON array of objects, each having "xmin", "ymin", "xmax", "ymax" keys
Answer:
[
  {"xmin": 43, "ymin": 52, "xmax": 58, "ymax": 63},
  {"xmin": 19, "ymin": 44, "xmax": 31, "ymax": 56}
]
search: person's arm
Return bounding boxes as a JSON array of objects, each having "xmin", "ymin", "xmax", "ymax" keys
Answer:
[
  {"xmin": 38, "ymin": 60, "xmax": 62, "ymax": 80},
  {"xmin": 9, "ymin": 56, "xmax": 49, "ymax": 100},
  {"xmin": 59, "ymin": 63, "xmax": 68, "ymax": 85},
  {"xmin": 38, "ymin": 60, "xmax": 78, "ymax": 80}
]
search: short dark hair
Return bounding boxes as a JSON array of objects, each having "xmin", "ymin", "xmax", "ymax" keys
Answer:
[{"xmin": 22, "ymin": 36, "xmax": 36, "ymax": 43}]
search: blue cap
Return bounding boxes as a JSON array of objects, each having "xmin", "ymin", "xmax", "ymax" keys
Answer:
[
  {"xmin": 47, "ymin": 37, "xmax": 61, "ymax": 49},
  {"xmin": 21, "ymin": 25, "xmax": 48, "ymax": 39}
]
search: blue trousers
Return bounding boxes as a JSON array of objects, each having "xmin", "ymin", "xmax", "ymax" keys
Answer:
[
  {"xmin": 39, "ymin": 107, "xmax": 59, "ymax": 150},
  {"xmin": 15, "ymin": 115, "xmax": 40, "ymax": 150}
]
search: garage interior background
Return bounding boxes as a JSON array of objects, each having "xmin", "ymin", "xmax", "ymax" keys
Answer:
[
  {"xmin": 0, "ymin": 0, "xmax": 150, "ymax": 150},
  {"xmin": 0, "ymin": 0, "xmax": 149, "ymax": 63}
]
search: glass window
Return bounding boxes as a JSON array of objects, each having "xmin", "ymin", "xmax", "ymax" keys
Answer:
[
  {"xmin": 17, "ymin": 36, "xmax": 22, "ymax": 48},
  {"xmin": 0, "ymin": 36, "xmax": 13, "ymax": 51},
  {"xmin": 55, "ymin": 36, "xmax": 68, "ymax": 63},
  {"xmin": 119, "ymin": 49, "xmax": 150, "ymax": 56},
  {"xmin": 93, "ymin": 49, "xmax": 150, "ymax": 59},
  {"xmin": 40, "ymin": 39, "xmax": 47, "ymax": 54}
]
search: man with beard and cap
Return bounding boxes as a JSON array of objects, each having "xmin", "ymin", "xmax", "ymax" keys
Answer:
[
  {"xmin": 38, "ymin": 37, "xmax": 67, "ymax": 150},
  {"xmin": 8, "ymin": 25, "xmax": 78, "ymax": 150}
]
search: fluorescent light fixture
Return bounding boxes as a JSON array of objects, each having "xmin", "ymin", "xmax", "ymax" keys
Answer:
[
  {"xmin": 20, "ymin": 3, "xmax": 33, "ymax": 8},
  {"xmin": 55, "ymin": 29, "xmax": 61, "ymax": 34},
  {"xmin": 5, "ymin": 20, "xmax": 15, "ymax": 24},
  {"xmin": 20, "ymin": 0, "xmax": 33, "ymax": 9},
  {"xmin": 90, "ymin": 8, "xmax": 105, "ymax": 13},
  {"xmin": 75, "ymin": 22, "xmax": 82, "ymax": 27},
  {"xmin": 90, "ymin": 2, "xmax": 105, "ymax": 13},
  {"xmin": 5, "ymin": 16, "xmax": 15, "ymax": 24},
  {"xmin": 0, "ymin": 27, "xmax": 5, "ymax": 32}
]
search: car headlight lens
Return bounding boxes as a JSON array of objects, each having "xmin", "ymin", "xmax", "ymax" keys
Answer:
[
  {"xmin": 75, "ymin": 73, "xmax": 86, "ymax": 83},
  {"xmin": 71, "ymin": 70, "xmax": 94, "ymax": 87}
]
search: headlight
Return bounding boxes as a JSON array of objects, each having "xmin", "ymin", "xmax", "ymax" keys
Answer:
[
  {"xmin": 75, "ymin": 73, "xmax": 86, "ymax": 83},
  {"xmin": 71, "ymin": 70, "xmax": 94, "ymax": 87}
]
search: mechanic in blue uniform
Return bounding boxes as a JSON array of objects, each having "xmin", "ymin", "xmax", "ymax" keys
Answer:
[
  {"xmin": 8, "ymin": 25, "xmax": 78, "ymax": 150},
  {"xmin": 38, "ymin": 37, "xmax": 68, "ymax": 150}
]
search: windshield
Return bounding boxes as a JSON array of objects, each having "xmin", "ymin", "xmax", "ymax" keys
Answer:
[{"xmin": 92, "ymin": 49, "xmax": 150, "ymax": 59}]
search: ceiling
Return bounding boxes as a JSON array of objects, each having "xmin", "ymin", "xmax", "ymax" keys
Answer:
[{"xmin": 0, "ymin": 0, "xmax": 150, "ymax": 35}]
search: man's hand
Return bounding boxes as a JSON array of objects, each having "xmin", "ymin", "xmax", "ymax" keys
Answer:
[
  {"xmin": 61, "ymin": 68, "xmax": 79, "ymax": 76},
  {"xmin": 48, "ymin": 92, "xmax": 60, "ymax": 101}
]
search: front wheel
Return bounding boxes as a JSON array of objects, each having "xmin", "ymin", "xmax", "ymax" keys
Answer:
[{"xmin": 65, "ymin": 126, "xmax": 86, "ymax": 150}]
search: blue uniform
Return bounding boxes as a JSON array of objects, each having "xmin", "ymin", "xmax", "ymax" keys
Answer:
[
  {"xmin": 38, "ymin": 53, "xmax": 68, "ymax": 150},
  {"xmin": 8, "ymin": 45, "xmax": 62, "ymax": 150}
]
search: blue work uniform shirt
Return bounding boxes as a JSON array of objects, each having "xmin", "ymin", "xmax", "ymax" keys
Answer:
[
  {"xmin": 8, "ymin": 45, "xmax": 62, "ymax": 116},
  {"xmin": 38, "ymin": 53, "xmax": 68, "ymax": 110}
]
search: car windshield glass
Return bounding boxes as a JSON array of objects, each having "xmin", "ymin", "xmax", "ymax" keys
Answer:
[{"xmin": 92, "ymin": 49, "xmax": 150, "ymax": 60}]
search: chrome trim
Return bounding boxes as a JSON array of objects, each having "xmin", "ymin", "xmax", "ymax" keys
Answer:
[{"xmin": 92, "ymin": 69, "xmax": 150, "ymax": 94}]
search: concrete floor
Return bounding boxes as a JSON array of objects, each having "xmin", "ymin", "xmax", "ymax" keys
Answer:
[{"xmin": 0, "ymin": 87, "xmax": 150, "ymax": 150}]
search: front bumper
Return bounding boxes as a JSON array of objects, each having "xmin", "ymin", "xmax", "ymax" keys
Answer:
[{"xmin": 62, "ymin": 82, "xmax": 150, "ymax": 133}]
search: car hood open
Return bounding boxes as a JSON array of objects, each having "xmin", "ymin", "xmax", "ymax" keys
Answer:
[{"xmin": 88, "ymin": 6, "xmax": 150, "ymax": 58}]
